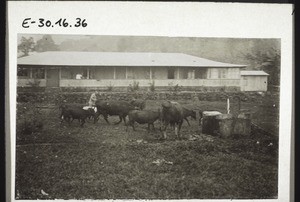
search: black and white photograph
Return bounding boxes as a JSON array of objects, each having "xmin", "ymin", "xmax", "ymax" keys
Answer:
[{"xmin": 7, "ymin": 2, "xmax": 293, "ymax": 202}]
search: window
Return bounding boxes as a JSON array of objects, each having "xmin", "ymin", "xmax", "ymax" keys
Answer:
[
  {"xmin": 218, "ymin": 69, "xmax": 227, "ymax": 79},
  {"xmin": 89, "ymin": 68, "xmax": 95, "ymax": 79},
  {"xmin": 151, "ymin": 68, "xmax": 156, "ymax": 79},
  {"xmin": 187, "ymin": 70, "xmax": 195, "ymax": 79},
  {"xmin": 182, "ymin": 68, "xmax": 195, "ymax": 79},
  {"xmin": 116, "ymin": 68, "xmax": 126, "ymax": 79},
  {"xmin": 61, "ymin": 67, "xmax": 87, "ymax": 79},
  {"xmin": 32, "ymin": 68, "xmax": 45, "ymax": 79},
  {"xmin": 182, "ymin": 69, "xmax": 188, "ymax": 79},
  {"xmin": 195, "ymin": 68, "xmax": 207, "ymax": 79},
  {"xmin": 168, "ymin": 68, "xmax": 175, "ymax": 79},
  {"xmin": 126, "ymin": 67, "xmax": 150, "ymax": 79},
  {"xmin": 207, "ymin": 69, "xmax": 212, "ymax": 79},
  {"xmin": 17, "ymin": 66, "xmax": 29, "ymax": 78}
]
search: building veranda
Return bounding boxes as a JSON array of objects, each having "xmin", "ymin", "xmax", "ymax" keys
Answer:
[{"xmin": 17, "ymin": 51, "xmax": 269, "ymax": 92}]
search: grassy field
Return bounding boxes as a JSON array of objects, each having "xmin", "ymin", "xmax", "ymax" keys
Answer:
[{"xmin": 15, "ymin": 98, "xmax": 279, "ymax": 199}]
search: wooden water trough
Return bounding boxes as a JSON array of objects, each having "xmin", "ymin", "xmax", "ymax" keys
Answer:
[{"xmin": 201, "ymin": 97, "xmax": 252, "ymax": 138}]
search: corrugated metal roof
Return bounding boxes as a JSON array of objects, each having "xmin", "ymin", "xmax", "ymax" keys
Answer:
[
  {"xmin": 240, "ymin": 71, "xmax": 269, "ymax": 76},
  {"xmin": 17, "ymin": 51, "xmax": 247, "ymax": 68}
]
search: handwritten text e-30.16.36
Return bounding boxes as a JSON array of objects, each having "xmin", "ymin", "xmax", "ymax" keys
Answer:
[{"xmin": 22, "ymin": 18, "xmax": 88, "ymax": 28}]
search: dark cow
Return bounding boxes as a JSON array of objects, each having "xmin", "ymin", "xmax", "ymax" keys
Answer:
[
  {"xmin": 130, "ymin": 99, "xmax": 146, "ymax": 110},
  {"xmin": 170, "ymin": 107, "xmax": 197, "ymax": 128},
  {"xmin": 95, "ymin": 100, "xmax": 137, "ymax": 125},
  {"xmin": 161, "ymin": 101, "xmax": 184, "ymax": 139},
  {"xmin": 182, "ymin": 107, "xmax": 197, "ymax": 126},
  {"xmin": 59, "ymin": 103, "xmax": 85, "ymax": 119},
  {"xmin": 61, "ymin": 107, "xmax": 95, "ymax": 127},
  {"xmin": 59, "ymin": 103, "xmax": 96, "ymax": 122},
  {"xmin": 126, "ymin": 109, "xmax": 161, "ymax": 132}
]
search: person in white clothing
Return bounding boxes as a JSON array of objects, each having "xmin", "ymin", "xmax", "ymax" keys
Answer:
[
  {"xmin": 88, "ymin": 91, "xmax": 98, "ymax": 107},
  {"xmin": 76, "ymin": 73, "xmax": 83, "ymax": 79}
]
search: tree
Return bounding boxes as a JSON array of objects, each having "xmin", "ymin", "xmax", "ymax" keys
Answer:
[
  {"xmin": 243, "ymin": 47, "xmax": 281, "ymax": 86},
  {"xmin": 35, "ymin": 35, "xmax": 59, "ymax": 52},
  {"xmin": 259, "ymin": 48, "xmax": 280, "ymax": 86},
  {"xmin": 18, "ymin": 37, "xmax": 35, "ymax": 56}
]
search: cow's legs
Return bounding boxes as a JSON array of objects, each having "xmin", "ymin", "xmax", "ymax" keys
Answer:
[
  {"xmin": 126, "ymin": 120, "xmax": 135, "ymax": 131},
  {"xmin": 60, "ymin": 115, "xmax": 64, "ymax": 125},
  {"xmin": 67, "ymin": 117, "xmax": 71, "ymax": 126},
  {"xmin": 103, "ymin": 114, "xmax": 110, "ymax": 124},
  {"xmin": 199, "ymin": 118, "xmax": 203, "ymax": 126},
  {"xmin": 174, "ymin": 125, "xmax": 178, "ymax": 138},
  {"xmin": 93, "ymin": 113, "xmax": 99, "ymax": 124},
  {"xmin": 170, "ymin": 122, "xmax": 175, "ymax": 130},
  {"xmin": 114, "ymin": 115, "xmax": 123, "ymax": 125},
  {"xmin": 93, "ymin": 112, "xmax": 101, "ymax": 124},
  {"xmin": 147, "ymin": 123, "xmax": 150, "ymax": 132},
  {"xmin": 184, "ymin": 118, "xmax": 191, "ymax": 126},
  {"xmin": 177, "ymin": 120, "xmax": 183, "ymax": 139},
  {"xmin": 80, "ymin": 118, "xmax": 86, "ymax": 127},
  {"xmin": 151, "ymin": 123, "xmax": 155, "ymax": 131},
  {"xmin": 162, "ymin": 123, "xmax": 168, "ymax": 139},
  {"xmin": 122, "ymin": 115, "xmax": 127, "ymax": 125}
]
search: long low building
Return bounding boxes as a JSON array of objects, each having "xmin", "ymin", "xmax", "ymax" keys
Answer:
[{"xmin": 17, "ymin": 51, "xmax": 269, "ymax": 91}]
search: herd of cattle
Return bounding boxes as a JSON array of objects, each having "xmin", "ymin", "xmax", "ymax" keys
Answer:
[{"xmin": 59, "ymin": 99, "xmax": 201, "ymax": 139}]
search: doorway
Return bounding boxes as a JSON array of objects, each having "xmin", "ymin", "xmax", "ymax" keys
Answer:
[{"xmin": 46, "ymin": 68, "xmax": 59, "ymax": 87}]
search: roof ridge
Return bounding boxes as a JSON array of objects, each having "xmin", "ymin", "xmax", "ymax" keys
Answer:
[
  {"xmin": 18, "ymin": 51, "xmax": 247, "ymax": 67},
  {"xmin": 43, "ymin": 51, "xmax": 184, "ymax": 54}
]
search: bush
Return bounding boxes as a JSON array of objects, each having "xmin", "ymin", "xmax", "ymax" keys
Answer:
[
  {"xmin": 17, "ymin": 103, "xmax": 44, "ymax": 136},
  {"xmin": 128, "ymin": 81, "xmax": 140, "ymax": 92},
  {"xmin": 149, "ymin": 81, "xmax": 155, "ymax": 92},
  {"xmin": 27, "ymin": 79, "xmax": 41, "ymax": 88},
  {"xmin": 106, "ymin": 82, "xmax": 114, "ymax": 92},
  {"xmin": 168, "ymin": 82, "xmax": 182, "ymax": 92},
  {"xmin": 220, "ymin": 86, "xmax": 226, "ymax": 92}
]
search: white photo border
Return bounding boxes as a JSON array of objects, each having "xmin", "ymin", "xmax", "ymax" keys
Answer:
[{"xmin": 7, "ymin": 2, "xmax": 294, "ymax": 202}]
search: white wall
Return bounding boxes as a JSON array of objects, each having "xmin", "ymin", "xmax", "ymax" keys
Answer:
[
  {"xmin": 59, "ymin": 79, "xmax": 241, "ymax": 87},
  {"xmin": 207, "ymin": 68, "xmax": 240, "ymax": 79},
  {"xmin": 18, "ymin": 77, "xmax": 268, "ymax": 92},
  {"xmin": 240, "ymin": 76, "xmax": 268, "ymax": 91},
  {"xmin": 18, "ymin": 79, "xmax": 46, "ymax": 87}
]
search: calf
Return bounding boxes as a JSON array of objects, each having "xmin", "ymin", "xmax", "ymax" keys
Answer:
[
  {"xmin": 126, "ymin": 109, "xmax": 161, "ymax": 132},
  {"xmin": 95, "ymin": 100, "xmax": 137, "ymax": 125},
  {"xmin": 59, "ymin": 103, "xmax": 85, "ymax": 119},
  {"xmin": 130, "ymin": 99, "xmax": 146, "ymax": 110},
  {"xmin": 59, "ymin": 103, "xmax": 96, "ymax": 122},
  {"xmin": 161, "ymin": 101, "xmax": 184, "ymax": 139},
  {"xmin": 170, "ymin": 107, "xmax": 196, "ymax": 128},
  {"xmin": 61, "ymin": 107, "xmax": 95, "ymax": 127},
  {"xmin": 182, "ymin": 107, "xmax": 197, "ymax": 126}
]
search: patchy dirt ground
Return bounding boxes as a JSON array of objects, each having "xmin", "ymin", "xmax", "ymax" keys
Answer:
[{"xmin": 15, "ymin": 99, "xmax": 279, "ymax": 199}]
